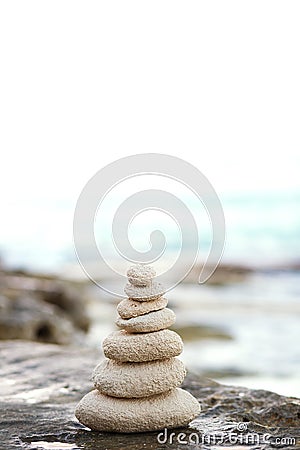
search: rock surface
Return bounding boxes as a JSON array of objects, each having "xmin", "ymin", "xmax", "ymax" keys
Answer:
[
  {"xmin": 102, "ymin": 329, "xmax": 183, "ymax": 362},
  {"xmin": 0, "ymin": 341, "xmax": 299, "ymax": 449},
  {"xmin": 124, "ymin": 281, "xmax": 165, "ymax": 301},
  {"xmin": 116, "ymin": 307, "xmax": 176, "ymax": 332},
  {"xmin": 75, "ymin": 388, "xmax": 200, "ymax": 432},
  {"xmin": 92, "ymin": 357, "xmax": 186, "ymax": 398},
  {"xmin": 117, "ymin": 296, "xmax": 168, "ymax": 319}
]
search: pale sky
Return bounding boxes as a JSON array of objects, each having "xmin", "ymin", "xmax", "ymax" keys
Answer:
[{"xmin": 0, "ymin": 1, "xmax": 300, "ymax": 208}]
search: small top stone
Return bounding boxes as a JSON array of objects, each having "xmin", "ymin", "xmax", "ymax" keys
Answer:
[{"xmin": 127, "ymin": 264, "xmax": 156, "ymax": 287}]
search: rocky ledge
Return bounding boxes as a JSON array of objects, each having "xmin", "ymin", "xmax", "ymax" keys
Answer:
[
  {"xmin": 0, "ymin": 341, "xmax": 299, "ymax": 450},
  {"xmin": 0, "ymin": 270, "xmax": 90, "ymax": 345}
]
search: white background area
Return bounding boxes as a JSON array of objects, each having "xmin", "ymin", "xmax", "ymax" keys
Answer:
[{"xmin": 0, "ymin": 1, "xmax": 299, "ymax": 203}]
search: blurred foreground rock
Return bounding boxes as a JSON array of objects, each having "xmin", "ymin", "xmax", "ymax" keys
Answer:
[
  {"xmin": 0, "ymin": 270, "xmax": 90, "ymax": 344},
  {"xmin": 0, "ymin": 340, "xmax": 299, "ymax": 450}
]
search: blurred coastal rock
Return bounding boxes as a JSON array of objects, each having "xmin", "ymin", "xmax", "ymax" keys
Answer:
[
  {"xmin": 0, "ymin": 295, "xmax": 78, "ymax": 344},
  {"xmin": 1, "ymin": 340, "xmax": 299, "ymax": 449},
  {"xmin": 171, "ymin": 323, "xmax": 233, "ymax": 342},
  {"xmin": 0, "ymin": 269, "xmax": 90, "ymax": 344},
  {"xmin": 184, "ymin": 263, "xmax": 253, "ymax": 285}
]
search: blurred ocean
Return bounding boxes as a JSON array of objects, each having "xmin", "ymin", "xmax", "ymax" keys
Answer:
[
  {"xmin": 1, "ymin": 189, "xmax": 299, "ymax": 397},
  {"xmin": 0, "ymin": 190, "xmax": 299, "ymax": 272}
]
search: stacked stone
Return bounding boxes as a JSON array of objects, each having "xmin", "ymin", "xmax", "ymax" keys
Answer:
[{"xmin": 75, "ymin": 264, "xmax": 200, "ymax": 433}]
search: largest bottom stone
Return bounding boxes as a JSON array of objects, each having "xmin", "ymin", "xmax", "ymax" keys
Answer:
[{"xmin": 75, "ymin": 387, "xmax": 200, "ymax": 433}]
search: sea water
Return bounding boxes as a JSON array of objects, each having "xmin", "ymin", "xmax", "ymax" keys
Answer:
[
  {"xmin": 1, "ymin": 190, "xmax": 299, "ymax": 271},
  {"xmin": 0, "ymin": 190, "xmax": 299, "ymax": 396}
]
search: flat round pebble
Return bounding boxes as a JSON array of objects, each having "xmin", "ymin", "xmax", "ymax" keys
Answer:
[
  {"xmin": 116, "ymin": 307, "xmax": 176, "ymax": 333},
  {"xmin": 117, "ymin": 297, "xmax": 168, "ymax": 319},
  {"xmin": 75, "ymin": 387, "xmax": 200, "ymax": 432},
  {"xmin": 127, "ymin": 264, "xmax": 156, "ymax": 286},
  {"xmin": 102, "ymin": 329, "xmax": 183, "ymax": 362},
  {"xmin": 92, "ymin": 357, "xmax": 186, "ymax": 398},
  {"xmin": 124, "ymin": 281, "xmax": 165, "ymax": 301}
]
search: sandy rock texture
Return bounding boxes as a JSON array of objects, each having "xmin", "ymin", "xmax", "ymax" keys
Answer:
[
  {"xmin": 117, "ymin": 296, "xmax": 168, "ymax": 319},
  {"xmin": 102, "ymin": 329, "xmax": 183, "ymax": 362},
  {"xmin": 126, "ymin": 264, "xmax": 156, "ymax": 286},
  {"xmin": 92, "ymin": 357, "xmax": 186, "ymax": 398},
  {"xmin": 116, "ymin": 307, "xmax": 176, "ymax": 333},
  {"xmin": 124, "ymin": 281, "xmax": 165, "ymax": 301},
  {"xmin": 75, "ymin": 388, "xmax": 200, "ymax": 433}
]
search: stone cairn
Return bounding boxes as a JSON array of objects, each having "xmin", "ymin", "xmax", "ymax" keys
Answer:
[{"xmin": 75, "ymin": 264, "xmax": 200, "ymax": 433}]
